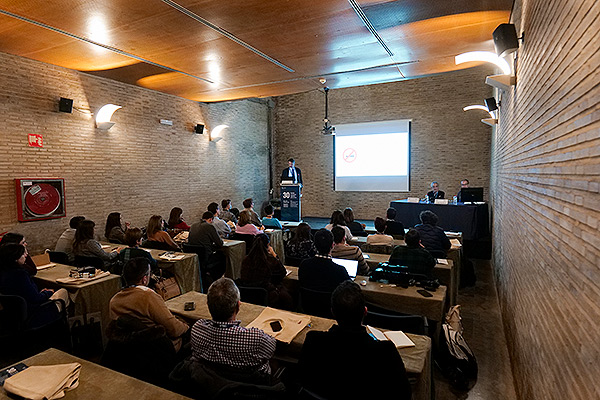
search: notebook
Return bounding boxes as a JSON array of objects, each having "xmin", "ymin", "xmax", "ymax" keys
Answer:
[{"xmin": 332, "ymin": 257, "xmax": 359, "ymax": 278}]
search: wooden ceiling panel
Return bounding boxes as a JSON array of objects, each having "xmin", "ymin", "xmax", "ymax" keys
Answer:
[{"xmin": 0, "ymin": 0, "xmax": 513, "ymax": 102}]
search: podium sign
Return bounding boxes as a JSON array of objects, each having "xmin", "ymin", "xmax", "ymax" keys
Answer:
[{"xmin": 281, "ymin": 184, "xmax": 301, "ymax": 222}]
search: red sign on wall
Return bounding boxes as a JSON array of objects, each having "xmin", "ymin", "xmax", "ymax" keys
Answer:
[{"xmin": 28, "ymin": 134, "xmax": 43, "ymax": 147}]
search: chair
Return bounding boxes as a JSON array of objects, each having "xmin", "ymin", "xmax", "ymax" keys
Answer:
[
  {"xmin": 74, "ymin": 255, "xmax": 104, "ymax": 270},
  {"xmin": 284, "ymin": 255, "xmax": 303, "ymax": 267},
  {"xmin": 428, "ymin": 249, "xmax": 447, "ymax": 259},
  {"xmin": 299, "ymin": 287, "xmax": 333, "ymax": 319},
  {"xmin": 362, "ymin": 244, "xmax": 393, "ymax": 255},
  {"xmin": 231, "ymin": 233, "xmax": 256, "ymax": 255},
  {"xmin": 143, "ymin": 240, "xmax": 176, "ymax": 251},
  {"xmin": 235, "ymin": 281, "xmax": 269, "ymax": 306},
  {"xmin": 364, "ymin": 309, "xmax": 428, "ymax": 335},
  {"xmin": 48, "ymin": 251, "xmax": 70, "ymax": 265}
]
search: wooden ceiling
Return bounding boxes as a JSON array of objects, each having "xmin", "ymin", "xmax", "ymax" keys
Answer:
[{"xmin": 0, "ymin": 0, "xmax": 512, "ymax": 102}]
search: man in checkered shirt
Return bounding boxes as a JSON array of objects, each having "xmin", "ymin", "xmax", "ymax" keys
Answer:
[{"xmin": 190, "ymin": 277, "xmax": 276, "ymax": 375}]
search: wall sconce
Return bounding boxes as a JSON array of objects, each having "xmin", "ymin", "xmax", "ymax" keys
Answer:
[
  {"xmin": 96, "ymin": 104, "xmax": 121, "ymax": 129},
  {"xmin": 455, "ymin": 51, "xmax": 511, "ymax": 75},
  {"xmin": 463, "ymin": 105, "xmax": 495, "ymax": 119},
  {"xmin": 210, "ymin": 124, "xmax": 227, "ymax": 142}
]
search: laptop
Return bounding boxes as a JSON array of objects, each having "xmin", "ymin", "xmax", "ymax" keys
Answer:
[{"xmin": 332, "ymin": 258, "xmax": 359, "ymax": 278}]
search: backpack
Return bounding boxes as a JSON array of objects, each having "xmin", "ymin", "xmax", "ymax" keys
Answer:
[{"xmin": 436, "ymin": 305, "xmax": 478, "ymax": 390}]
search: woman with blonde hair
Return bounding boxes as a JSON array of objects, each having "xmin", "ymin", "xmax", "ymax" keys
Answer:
[{"xmin": 146, "ymin": 215, "xmax": 179, "ymax": 250}]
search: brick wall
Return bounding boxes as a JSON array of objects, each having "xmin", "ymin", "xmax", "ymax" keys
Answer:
[
  {"xmin": 0, "ymin": 51, "xmax": 270, "ymax": 254},
  {"xmin": 272, "ymin": 66, "xmax": 494, "ymax": 221},
  {"xmin": 491, "ymin": 0, "xmax": 600, "ymax": 398}
]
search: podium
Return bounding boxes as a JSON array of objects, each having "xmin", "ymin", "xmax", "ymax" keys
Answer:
[{"xmin": 280, "ymin": 183, "xmax": 301, "ymax": 222}]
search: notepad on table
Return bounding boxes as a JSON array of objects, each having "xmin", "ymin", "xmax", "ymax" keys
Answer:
[
  {"xmin": 366, "ymin": 325, "xmax": 415, "ymax": 348},
  {"xmin": 436, "ymin": 258, "xmax": 449, "ymax": 265},
  {"xmin": 159, "ymin": 253, "xmax": 185, "ymax": 261}
]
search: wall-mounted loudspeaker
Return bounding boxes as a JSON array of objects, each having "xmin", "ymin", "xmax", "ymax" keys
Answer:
[
  {"xmin": 194, "ymin": 124, "xmax": 205, "ymax": 134},
  {"xmin": 484, "ymin": 97, "xmax": 498, "ymax": 112},
  {"xmin": 493, "ymin": 24, "xmax": 520, "ymax": 58},
  {"xmin": 59, "ymin": 97, "xmax": 73, "ymax": 113}
]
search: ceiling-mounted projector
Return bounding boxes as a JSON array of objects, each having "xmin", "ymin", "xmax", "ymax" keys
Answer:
[{"xmin": 321, "ymin": 87, "xmax": 335, "ymax": 135}]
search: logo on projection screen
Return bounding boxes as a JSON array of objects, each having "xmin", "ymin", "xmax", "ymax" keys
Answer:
[{"xmin": 343, "ymin": 148, "xmax": 357, "ymax": 163}]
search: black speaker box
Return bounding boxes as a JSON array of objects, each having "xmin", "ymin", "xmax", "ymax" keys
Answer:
[
  {"xmin": 194, "ymin": 124, "xmax": 205, "ymax": 134},
  {"xmin": 59, "ymin": 97, "xmax": 73, "ymax": 113},
  {"xmin": 484, "ymin": 97, "xmax": 498, "ymax": 112},
  {"xmin": 493, "ymin": 24, "xmax": 519, "ymax": 58}
]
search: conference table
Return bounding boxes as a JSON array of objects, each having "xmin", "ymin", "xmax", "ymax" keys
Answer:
[
  {"xmin": 167, "ymin": 292, "xmax": 432, "ymax": 400},
  {"xmin": 283, "ymin": 266, "xmax": 447, "ymax": 323},
  {"xmin": 364, "ymin": 253, "xmax": 457, "ymax": 306},
  {"xmin": 33, "ymin": 263, "xmax": 122, "ymax": 344},
  {"xmin": 0, "ymin": 348, "xmax": 191, "ymax": 400},
  {"xmin": 389, "ymin": 200, "xmax": 490, "ymax": 241}
]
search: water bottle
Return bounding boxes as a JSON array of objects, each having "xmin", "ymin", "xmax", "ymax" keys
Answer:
[{"xmin": 453, "ymin": 196, "xmax": 458, "ymax": 205}]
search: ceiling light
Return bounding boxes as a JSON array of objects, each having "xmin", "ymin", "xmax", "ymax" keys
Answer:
[
  {"xmin": 96, "ymin": 104, "xmax": 121, "ymax": 130},
  {"xmin": 455, "ymin": 51, "xmax": 511, "ymax": 75}
]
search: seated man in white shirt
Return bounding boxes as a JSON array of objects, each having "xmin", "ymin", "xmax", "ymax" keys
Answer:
[
  {"xmin": 207, "ymin": 202, "xmax": 232, "ymax": 238},
  {"xmin": 366, "ymin": 217, "xmax": 394, "ymax": 246},
  {"xmin": 55, "ymin": 215, "xmax": 85, "ymax": 263}
]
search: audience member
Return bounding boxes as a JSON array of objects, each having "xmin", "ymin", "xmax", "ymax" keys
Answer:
[
  {"xmin": 426, "ymin": 181, "xmax": 445, "ymax": 202},
  {"xmin": 0, "ymin": 243, "xmax": 70, "ymax": 320},
  {"xmin": 0, "ymin": 232, "xmax": 37, "ymax": 275},
  {"xmin": 191, "ymin": 278, "xmax": 276, "ymax": 375},
  {"xmin": 285, "ymin": 222, "xmax": 316, "ymax": 260},
  {"xmin": 324, "ymin": 210, "xmax": 352, "ymax": 241},
  {"xmin": 230, "ymin": 207, "xmax": 240, "ymax": 220},
  {"xmin": 167, "ymin": 207, "xmax": 191, "ymax": 231},
  {"xmin": 235, "ymin": 210, "xmax": 263, "ymax": 235},
  {"xmin": 261, "ymin": 205, "xmax": 282, "ymax": 229},
  {"xmin": 242, "ymin": 198, "xmax": 263, "ymax": 227},
  {"xmin": 119, "ymin": 227, "xmax": 158, "ymax": 270},
  {"xmin": 456, "ymin": 179, "xmax": 470, "ymax": 203},
  {"xmin": 109, "ymin": 257, "xmax": 189, "ymax": 352},
  {"xmin": 207, "ymin": 202, "xmax": 232, "ymax": 238},
  {"xmin": 73, "ymin": 220, "xmax": 119, "ymax": 268},
  {"xmin": 220, "ymin": 199, "xmax": 238, "ymax": 224},
  {"xmin": 388, "ymin": 229, "xmax": 436, "ymax": 276},
  {"xmin": 343, "ymin": 208, "xmax": 366, "ymax": 236},
  {"xmin": 147, "ymin": 215, "xmax": 180, "ymax": 251},
  {"xmin": 331, "ymin": 226, "xmax": 369, "ymax": 275},
  {"xmin": 55, "ymin": 216, "xmax": 85, "ymax": 263},
  {"xmin": 299, "ymin": 281, "xmax": 411, "ymax": 399},
  {"xmin": 240, "ymin": 234, "xmax": 292, "ymax": 310},
  {"xmin": 366, "ymin": 217, "xmax": 394, "ymax": 245},
  {"xmin": 299, "ymin": 229, "xmax": 350, "ymax": 292},
  {"xmin": 414, "ymin": 210, "xmax": 451, "ymax": 258},
  {"xmin": 384, "ymin": 207, "xmax": 405, "ymax": 238},
  {"xmin": 189, "ymin": 211, "xmax": 226, "ymax": 280},
  {"xmin": 105, "ymin": 212, "xmax": 129, "ymax": 244}
]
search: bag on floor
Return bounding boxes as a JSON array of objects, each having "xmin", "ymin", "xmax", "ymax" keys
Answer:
[
  {"xmin": 437, "ymin": 305, "xmax": 478, "ymax": 390},
  {"xmin": 152, "ymin": 270, "xmax": 181, "ymax": 300}
]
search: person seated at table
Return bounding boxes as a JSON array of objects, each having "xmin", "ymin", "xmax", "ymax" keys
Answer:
[
  {"xmin": 414, "ymin": 210, "xmax": 451, "ymax": 258},
  {"xmin": 426, "ymin": 181, "xmax": 445, "ymax": 203},
  {"xmin": 324, "ymin": 210, "xmax": 352, "ymax": 242},
  {"xmin": 235, "ymin": 210, "xmax": 263, "ymax": 235},
  {"xmin": 240, "ymin": 234, "xmax": 292, "ymax": 310},
  {"xmin": 388, "ymin": 229, "xmax": 436, "ymax": 276},
  {"xmin": 0, "ymin": 232, "xmax": 37, "ymax": 275},
  {"xmin": 0, "ymin": 243, "xmax": 70, "ymax": 320},
  {"xmin": 109, "ymin": 257, "xmax": 189, "ymax": 352},
  {"xmin": 299, "ymin": 229, "xmax": 350, "ymax": 292},
  {"xmin": 189, "ymin": 211, "xmax": 226, "ymax": 281},
  {"xmin": 261, "ymin": 205, "xmax": 282, "ymax": 229},
  {"xmin": 207, "ymin": 202, "xmax": 232, "ymax": 238},
  {"xmin": 298, "ymin": 281, "xmax": 411, "ymax": 399},
  {"xmin": 55, "ymin": 216, "xmax": 86, "ymax": 263},
  {"xmin": 242, "ymin": 198, "xmax": 263, "ymax": 228},
  {"xmin": 220, "ymin": 199, "xmax": 238, "ymax": 224},
  {"xmin": 285, "ymin": 222, "xmax": 316, "ymax": 261},
  {"xmin": 167, "ymin": 207, "xmax": 191, "ymax": 231},
  {"xmin": 119, "ymin": 227, "xmax": 158, "ymax": 271},
  {"xmin": 105, "ymin": 212, "xmax": 129, "ymax": 244},
  {"xmin": 73, "ymin": 220, "xmax": 119, "ymax": 268},
  {"xmin": 384, "ymin": 207, "xmax": 405, "ymax": 239},
  {"xmin": 191, "ymin": 277, "xmax": 276, "ymax": 376},
  {"xmin": 456, "ymin": 178, "xmax": 470, "ymax": 203},
  {"xmin": 331, "ymin": 226, "xmax": 369, "ymax": 276},
  {"xmin": 366, "ymin": 217, "xmax": 394, "ymax": 246},
  {"xmin": 343, "ymin": 208, "xmax": 366, "ymax": 237},
  {"xmin": 146, "ymin": 215, "xmax": 180, "ymax": 251}
]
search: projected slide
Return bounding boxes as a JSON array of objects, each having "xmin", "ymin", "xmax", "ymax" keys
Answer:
[{"xmin": 334, "ymin": 120, "xmax": 410, "ymax": 192}]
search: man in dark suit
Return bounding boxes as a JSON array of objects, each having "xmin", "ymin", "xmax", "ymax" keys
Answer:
[
  {"xmin": 298, "ymin": 281, "xmax": 411, "ymax": 399},
  {"xmin": 280, "ymin": 158, "xmax": 303, "ymax": 186},
  {"xmin": 426, "ymin": 181, "xmax": 445, "ymax": 202}
]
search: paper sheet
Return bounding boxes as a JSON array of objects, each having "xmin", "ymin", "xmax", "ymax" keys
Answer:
[
  {"xmin": 366, "ymin": 326, "xmax": 415, "ymax": 348},
  {"xmin": 436, "ymin": 259, "xmax": 449, "ymax": 265},
  {"xmin": 36, "ymin": 263, "xmax": 56, "ymax": 271},
  {"xmin": 246, "ymin": 307, "xmax": 311, "ymax": 344}
]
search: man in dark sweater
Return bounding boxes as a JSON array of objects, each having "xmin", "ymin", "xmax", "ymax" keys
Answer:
[
  {"xmin": 414, "ymin": 210, "xmax": 451, "ymax": 258},
  {"xmin": 299, "ymin": 281, "xmax": 411, "ymax": 399},
  {"xmin": 389, "ymin": 229, "xmax": 436, "ymax": 276},
  {"xmin": 298, "ymin": 229, "xmax": 350, "ymax": 292},
  {"xmin": 384, "ymin": 207, "xmax": 405, "ymax": 238},
  {"xmin": 189, "ymin": 211, "xmax": 226, "ymax": 280}
]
